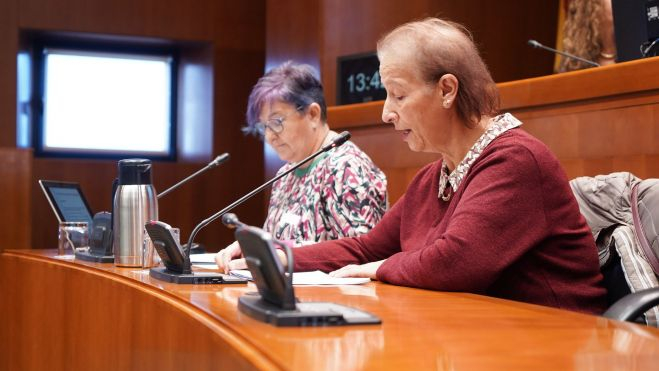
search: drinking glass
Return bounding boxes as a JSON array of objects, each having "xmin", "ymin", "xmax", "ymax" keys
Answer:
[{"xmin": 58, "ymin": 222, "xmax": 89, "ymax": 255}]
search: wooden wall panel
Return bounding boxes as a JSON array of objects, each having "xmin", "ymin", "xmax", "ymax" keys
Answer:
[
  {"xmin": 213, "ymin": 1, "xmax": 269, "ymax": 51},
  {"xmin": 519, "ymin": 101, "xmax": 659, "ymax": 180},
  {"xmin": 201, "ymin": 47, "xmax": 268, "ymax": 246},
  {"xmin": 435, "ymin": 1, "xmax": 559, "ymax": 82},
  {"xmin": 17, "ymin": 0, "xmax": 214, "ymax": 41},
  {"xmin": 0, "ymin": 149, "xmax": 32, "ymax": 251},
  {"xmin": 0, "ymin": 0, "xmax": 18, "ymax": 147},
  {"xmin": 265, "ymin": 0, "xmax": 321, "ymax": 72}
]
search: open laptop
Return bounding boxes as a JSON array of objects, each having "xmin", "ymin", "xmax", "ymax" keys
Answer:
[{"xmin": 39, "ymin": 180, "xmax": 113, "ymax": 262}]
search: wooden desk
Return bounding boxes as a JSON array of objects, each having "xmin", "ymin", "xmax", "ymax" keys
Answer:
[{"xmin": 2, "ymin": 249, "xmax": 659, "ymax": 370}]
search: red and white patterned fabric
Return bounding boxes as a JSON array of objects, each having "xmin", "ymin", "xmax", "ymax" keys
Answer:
[{"xmin": 264, "ymin": 135, "xmax": 388, "ymax": 245}]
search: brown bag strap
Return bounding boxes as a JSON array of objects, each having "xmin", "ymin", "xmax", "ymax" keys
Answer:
[{"xmin": 631, "ymin": 183, "xmax": 659, "ymax": 275}]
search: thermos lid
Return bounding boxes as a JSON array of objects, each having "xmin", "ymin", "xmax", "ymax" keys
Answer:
[{"xmin": 118, "ymin": 159, "xmax": 153, "ymax": 185}]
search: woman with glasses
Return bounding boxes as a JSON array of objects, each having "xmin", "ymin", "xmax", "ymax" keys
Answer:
[
  {"xmin": 216, "ymin": 61, "xmax": 387, "ymax": 264},
  {"xmin": 218, "ymin": 19, "xmax": 607, "ymax": 314}
]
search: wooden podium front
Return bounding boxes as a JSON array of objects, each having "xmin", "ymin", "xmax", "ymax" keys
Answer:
[{"xmin": 2, "ymin": 249, "xmax": 659, "ymax": 370}]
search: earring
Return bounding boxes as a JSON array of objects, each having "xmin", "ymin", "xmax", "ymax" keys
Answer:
[{"xmin": 443, "ymin": 99, "xmax": 451, "ymax": 108}]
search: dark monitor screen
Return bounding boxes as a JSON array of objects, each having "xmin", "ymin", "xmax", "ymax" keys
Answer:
[
  {"xmin": 38, "ymin": 180, "xmax": 94, "ymax": 225},
  {"xmin": 612, "ymin": 0, "xmax": 659, "ymax": 62}
]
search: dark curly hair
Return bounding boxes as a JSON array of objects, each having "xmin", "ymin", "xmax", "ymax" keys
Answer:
[{"xmin": 560, "ymin": 0, "xmax": 603, "ymax": 72}]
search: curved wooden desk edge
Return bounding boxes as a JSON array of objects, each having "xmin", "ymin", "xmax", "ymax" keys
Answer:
[
  {"xmin": 0, "ymin": 250, "xmax": 282, "ymax": 371},
  {"xmin": 498, "ymin": 57, "xmax": 659, "ymax": 110},
  {"xmin": 4, "ymin": 249, "xmax": 659, "ymax": 370}
]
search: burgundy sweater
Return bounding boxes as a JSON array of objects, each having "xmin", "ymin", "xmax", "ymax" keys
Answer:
[{"xmin": 293, "ymin": 129, "xmax": 607, "ymax": 314}]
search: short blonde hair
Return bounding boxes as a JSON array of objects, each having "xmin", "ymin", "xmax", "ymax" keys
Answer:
[{"xmin": 377, "ymin": 18, "xmax": 499, "ymax": 126}]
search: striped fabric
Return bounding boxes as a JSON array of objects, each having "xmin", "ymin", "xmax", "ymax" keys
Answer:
[
  {"xmin": 612, "ymin": 226, "xmax": 659, "ymax": 326},
  {"xmin": 570, "ymin": 172, "xmax": 659, "ymax": 326}
]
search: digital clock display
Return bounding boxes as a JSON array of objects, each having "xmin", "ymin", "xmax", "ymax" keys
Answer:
[{"xmin": 336, "ymin": 52, "xmax": 386, "ymax": 105}]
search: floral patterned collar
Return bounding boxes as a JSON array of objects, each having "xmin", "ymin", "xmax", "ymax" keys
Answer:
[{"xmin": 438, "ymin": 113, "xmax": 522, "ymax": 201}]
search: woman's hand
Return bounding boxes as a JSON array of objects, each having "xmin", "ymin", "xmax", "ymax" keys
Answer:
[
  {"xmin": 215, "ymin": 241, "xmax": 289, "ymax": 274},
  {"xmin": 328, "ymin": 260, "xmax": 385, "ymax": 280},
  {"xmin": 215, "ymin": 241, "xmax": 246, "ymax": 274}
]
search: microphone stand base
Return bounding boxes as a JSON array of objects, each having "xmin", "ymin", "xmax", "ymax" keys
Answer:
[
  {"xmin": 74, "ymin": 250, "xmax": 114, "ymax": 263},
  {"xmin": 238, "ymin": 293, "xmax": 381, "ymax": 327},
  {"xmin": 149, "ymin": 267, "xmax": 247, "ymax": 284}
]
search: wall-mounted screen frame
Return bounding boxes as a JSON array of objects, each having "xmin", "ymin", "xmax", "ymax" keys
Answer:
[{"xmin": 32, "ymin": 38, "xmax": 178, "ymax": 160}]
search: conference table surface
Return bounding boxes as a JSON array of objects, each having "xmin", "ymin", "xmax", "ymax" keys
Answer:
[{"xmin": 2, "ymin": 249, "xmax": 659, "ymax": 370}]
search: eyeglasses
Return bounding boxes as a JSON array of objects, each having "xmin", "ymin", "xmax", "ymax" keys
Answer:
[{"xmin": 253, "ymin": 107, "xmax": 302, "ymax": 137}]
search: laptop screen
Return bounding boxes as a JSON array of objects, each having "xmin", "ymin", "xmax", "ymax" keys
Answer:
[{"xmin": 39, "ymin": 180, "xmax": 94, "ymax": 225}]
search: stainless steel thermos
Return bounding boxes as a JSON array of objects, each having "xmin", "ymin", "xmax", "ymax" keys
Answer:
[{"xmin": 113, "ymin": 159, "xmax": 158, "ymax": 267}]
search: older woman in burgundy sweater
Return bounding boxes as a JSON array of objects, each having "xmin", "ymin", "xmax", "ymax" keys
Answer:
[{"xmin": 218, "ymin": 18, "xmax": 607, "ymax": 314}]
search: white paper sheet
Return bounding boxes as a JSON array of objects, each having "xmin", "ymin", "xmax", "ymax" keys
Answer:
[
  {"xmin": 230, "ymin": 269, "xmax": 371, "ymax": 286},
  {"xmin": 192, "ymin": 264, "xmax": 220, "ymax": 270},
  {"xmin": 189, "ymin": 253, "xmax": 217, "ymax": 264},
  {"xmin": 191, "ymin": 254, "xmax": 371, "ymax": 285}
]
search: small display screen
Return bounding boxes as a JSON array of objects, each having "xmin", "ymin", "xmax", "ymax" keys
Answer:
[
  {"xmin": 50, "ymin": 187, "xmax": 93, "ymax": 224},
  {"xmin": 336, "ymin": 52, "xmax": 386, "ymax": 105},
  {"xmin": 39, "ymin": 180, "xmax": 94, "ymax": 225}
]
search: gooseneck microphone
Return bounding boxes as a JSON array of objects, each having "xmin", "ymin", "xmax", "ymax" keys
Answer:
[
  {"xmin": 183, "ymin": 131, "xmax": 351, "ymax": 261},
  {"xmin": 527, "ymin": 39, "xmax": 600, "ymax": 68},
  {"xmin": 157, "ymin": 153, "xmax": 230, "ymax": 199}
]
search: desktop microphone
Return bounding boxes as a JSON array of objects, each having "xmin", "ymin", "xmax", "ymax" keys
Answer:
[
  {"xmin": 222, "ymin": 212, "xmax": 382, "ymax": 326},
  {"xmin": 527, "ymin": 39, "xmax": 600, "ymax": 68},
  {"xmin": 157, "ymin": 153, "xmax": 230, "ymax": 199},
  {"xmin": 182, "ymin": 131, "xmax": 352, "ymax": 265}
]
